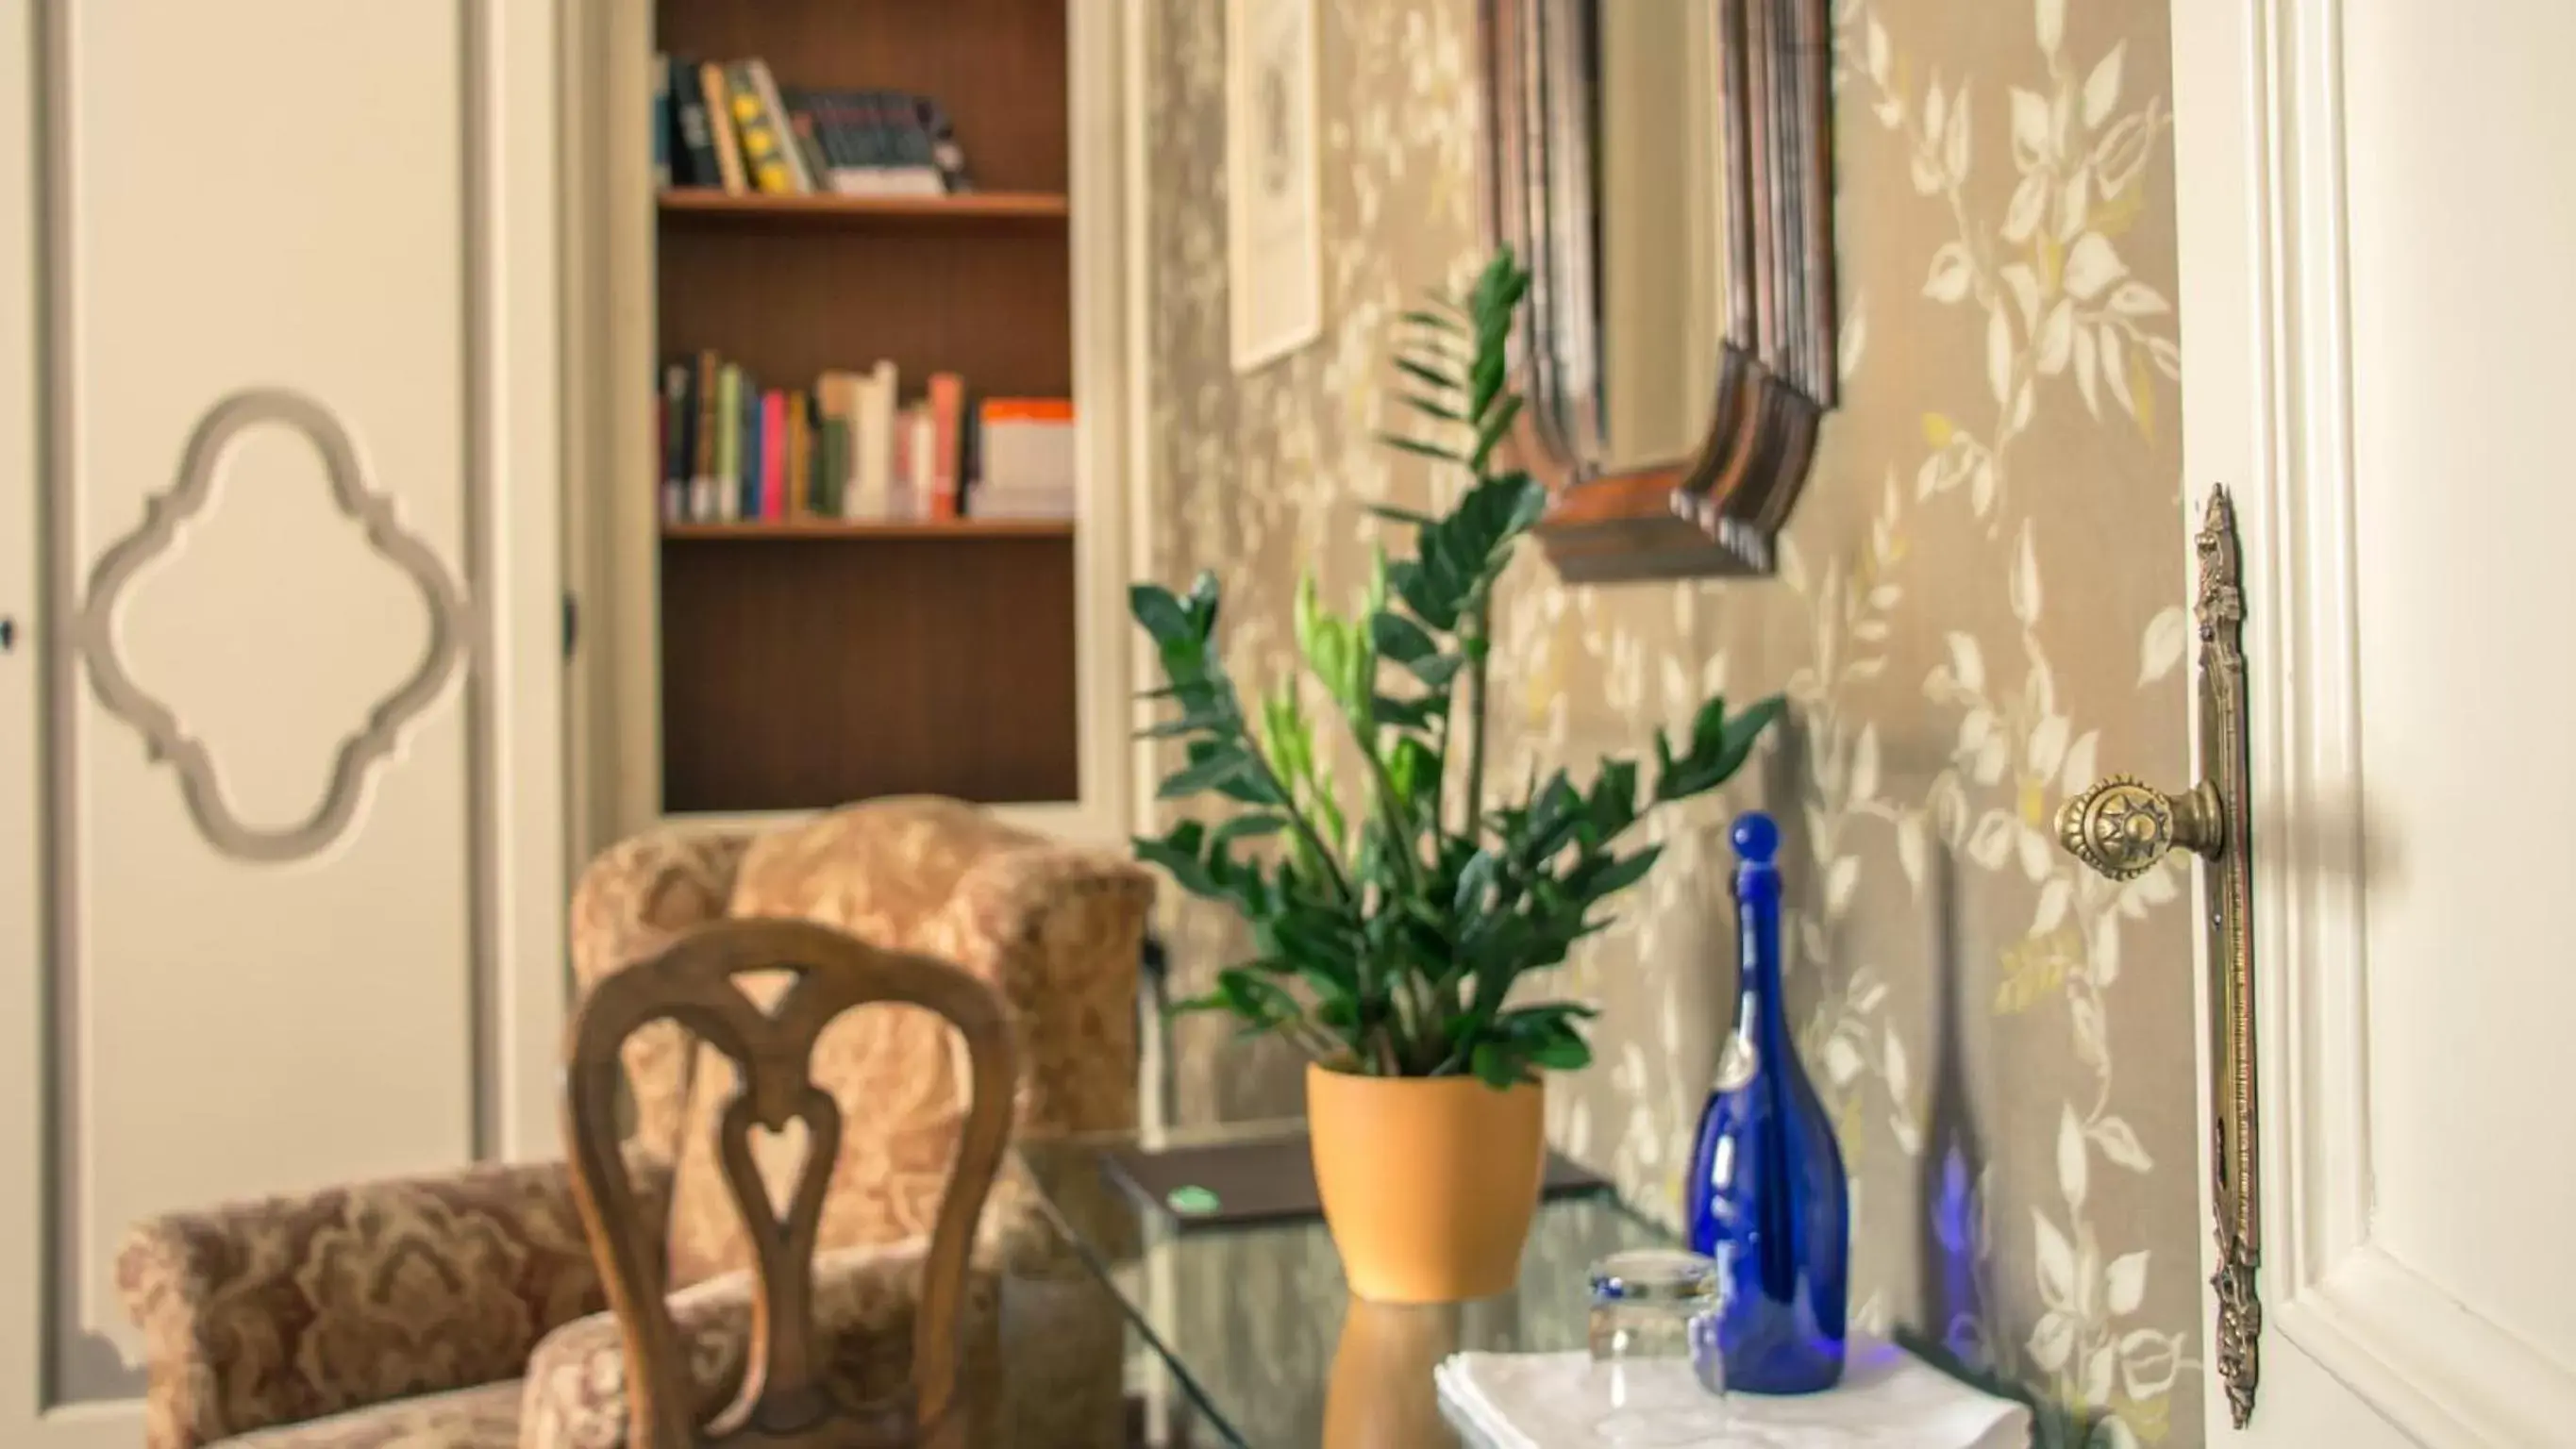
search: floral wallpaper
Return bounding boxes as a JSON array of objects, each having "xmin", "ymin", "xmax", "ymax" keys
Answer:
[{"xmin": 1141, "ymin": 0, "xmax": 2200, "ymax": 1442}]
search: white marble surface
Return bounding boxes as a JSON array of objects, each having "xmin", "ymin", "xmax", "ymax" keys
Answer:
[{"xmin": 1435, "ymin": 1340, "xmax": 2032, "ymax": 1448}]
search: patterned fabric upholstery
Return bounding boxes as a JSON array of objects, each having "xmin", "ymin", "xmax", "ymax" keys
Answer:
[
  {"xmin": 518, "ymin": 1242, "xmax": 1001, "ymax": 1449},
  {"xmin": 116, "ymin": 1159, "xmax": 661, "ymax": 1449},
  {"xmin": 217, "ymin": 1381, "xmax": 525, "ymax": 1449},
  {"xmin": 567, "ymin": 825, "xmax": 756, "ymax": 1172},
  {"xmin": 666, "ymin": 797, "xmax": 1151, "ymax": 1285},
  {"xmin": 119, "ymin": 798, "xmax": 1145, "ymax": 1448}
]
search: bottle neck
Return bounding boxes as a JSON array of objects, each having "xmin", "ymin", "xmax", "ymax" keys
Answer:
[{"xmin": 1733, "ymin": 859, "xmax": 1789, "ymax": 1051}]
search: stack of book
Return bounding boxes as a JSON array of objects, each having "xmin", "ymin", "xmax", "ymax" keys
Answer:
[
  {"xmin": 658, "ymin": 353, "xmax": 1075, "ymax": 526},
  {"xmin": 971, "ymin": 400, "xmax": 1077, "ymax": 520},
  {"xmin": 655, "ymin": 56, "xmax": 974, "ymax": 197}
]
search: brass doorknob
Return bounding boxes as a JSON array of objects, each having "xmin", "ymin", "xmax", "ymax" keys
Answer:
[{"xmin": 2055, "ymin": 775, "xmax": 2226, "ymax": 880}]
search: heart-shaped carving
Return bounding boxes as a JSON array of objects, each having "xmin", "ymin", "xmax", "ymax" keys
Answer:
[
  {"xmin": 718, "ymin": 1088, "xmax": 843, "ymax": 1247},
  {"xmin": 744, "ymin": 1117, "xmax": 811, "ymax": 1224}
]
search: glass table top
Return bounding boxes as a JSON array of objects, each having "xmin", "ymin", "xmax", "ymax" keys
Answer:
[{"xmin": 1011, "ymin": 1120, "xmax": 1682, "ymax": 1448}]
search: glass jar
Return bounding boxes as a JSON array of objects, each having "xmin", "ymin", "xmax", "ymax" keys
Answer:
[{"xmin": 1583, "ymin": 1248, "xmax": 1729, "ymax": 1441}]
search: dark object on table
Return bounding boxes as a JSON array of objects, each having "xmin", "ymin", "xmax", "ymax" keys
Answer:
[{"xmin": 1104, "ymin": 1130, "xmax": 1606, "ymax": 1230}]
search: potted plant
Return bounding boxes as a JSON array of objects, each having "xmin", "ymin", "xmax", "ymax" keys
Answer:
[{"xmin": 1129, "ymin": 251, "xmax": 1783, "ymax": 1303}]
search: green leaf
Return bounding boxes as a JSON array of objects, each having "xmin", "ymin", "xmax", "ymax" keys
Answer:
[
  {"xmin": 1653, "ymin": 693, "xmax": 1788, "ymax": 801},
  {"xmin": 1380, "ymin": 433, "xmax": 1465, "ymax": 466},
  {"xmin": 1384, "ymin": 735, "xmax": 1440, "ymax": 813},
  {"xmin": 1523, "ymin": 1030, "xmax": 1590, "ymax": 1071},
  {"xmin": 1469, "ymin": 394, "xmax": 1527, "ymax": 469},
  {"xmin": 1454, "ymin": 850, "xmax": 1500, "ymax": 916},
  {"xmin": 1585, "ymin": 758, "xmax": 1640, "ymax": 833},
  {"xmin": 1212, "ymin": 814, "xmax": 1290, "ymax": 847},
  {"xmin": 1401, "ymin": 308, "xmax": 1465, "ymax": 334},
  {"xmin": 1406, "ymin": 653, "xmax": 1465, "ymax": 689},
  {"xmin": 1367, "ymin": 503, "xmax": 1436, "ymax": 527},
  {"xmin": 1374, "ymin": 691, "xmax": 1444, "ymax": 731},
  {"xmin": 1402, "ymin": 392, "xmax": 1469, "ymax": 424},
  {"xmin": 1500, "ymin": 472, "xmax": 1548, "ymax": 533},
  {"xmin": 1131, "ymin": 832, "xmax": 1206, "ymax": 890},
  {"xmin": 1385, "ymin": 559, "xmax": 1459, "ymax": 632},
  {"xmin": 1158, "ymin": 746, "xmax": 1249, "ymax": 800},
  {"xmin": 1580, "ymin": 844, "xmax": 1664, "ymax": 903},
  {"xmin": 1129, "ymin": 583, "xmax": 1192, "ymax": 644},
  {"xmin": 1371, "ymin": 611, "xmax": 1438, "ymax": 664},
  {"xmin": 1469, "ymin": 1041, "xmax": 1526, "ymax": 1090},
  {"xmin": 1183, "ymin": 571, "xmax": 1222, "ymax": 633},
  {"xmin": 1469, "ymin": 349, "xmax": 1508, "ymax": 416},
  {"xmin": 1394, "ymin": 358, "xmax": 1461, "ymax": 392},
  {"xmin": 1210, "ymin": 967, "xmax": 1304, "ymax": 1030},
  {"xmin": 1135, "ymin": 708, "xmax": 1231, "ymax": 741}
]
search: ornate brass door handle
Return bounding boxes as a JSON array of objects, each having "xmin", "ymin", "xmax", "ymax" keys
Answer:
[
  {"xmin": 2056, "ymin": 776, "xmax": 2223, "ymax": 879},
  {"xmin": 2054, "ymin": 489, "xmax": 2263, "ymax": 1428}
]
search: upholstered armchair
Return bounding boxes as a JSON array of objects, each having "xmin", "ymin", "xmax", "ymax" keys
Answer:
[{"xmin": 114, "ymin": 797, "xmax": 1151, "ymax": 1449}]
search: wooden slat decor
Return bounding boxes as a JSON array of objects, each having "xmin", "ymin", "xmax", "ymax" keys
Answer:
[{"xmin": 659, "ymin": 536, "xmax": 1079, "ymax": 812}]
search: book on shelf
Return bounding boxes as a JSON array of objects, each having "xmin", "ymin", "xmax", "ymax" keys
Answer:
[
  {"xmin": 694, "ymin": 60, "xmax": 749, "ymax": 194},
  {"xmin": 655, "ymin": 54, "xmax": 976, "ymax": 199},
  {"xmin": 656, "ymin": 353, "xmax": 1076, "ymax": 528},
  {"xmin": 974, "ymin": 398, "xmax": 1077, "ymax": 519}
]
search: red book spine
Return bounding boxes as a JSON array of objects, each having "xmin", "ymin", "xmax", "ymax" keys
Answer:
[{"xmin": 761, "ymin": 391, "xmax": 787, "ymax": 520}]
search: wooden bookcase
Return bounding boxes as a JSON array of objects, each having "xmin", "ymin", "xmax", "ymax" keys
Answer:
[{"xmin": 648, "ymin": 0, "xmax": 1084, "ymax": 817}]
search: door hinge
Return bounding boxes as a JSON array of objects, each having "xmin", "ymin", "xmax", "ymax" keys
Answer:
[
  {"xmin": 0, "ymin": 616, "xmax": 14, "ymax": 654},
  {"xmin": 561, "ymin": 593, "xmax": 578, "ymax": 659}
]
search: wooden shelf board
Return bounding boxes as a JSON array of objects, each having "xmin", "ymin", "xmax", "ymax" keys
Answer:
[
  {"xmin": 658, "ymin": 190, "xmax": 1069, "ymax": 224},
  {"xmin": 661, "ymin": 519, "xmax": 1074, "ymax": 541}
]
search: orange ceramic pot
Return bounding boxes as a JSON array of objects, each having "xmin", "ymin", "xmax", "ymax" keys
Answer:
[{"xmin": 1306, "ymin": 1062, "xmax": 1547, "ymax": 1303}]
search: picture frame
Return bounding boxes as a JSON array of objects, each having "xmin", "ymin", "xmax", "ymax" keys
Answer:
[{"xmin": 1227, "ymin": 0, "xmax": 1323, "ymax": 372}]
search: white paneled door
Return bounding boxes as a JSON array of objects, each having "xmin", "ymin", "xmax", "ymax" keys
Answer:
[
  {"xmin": 0, "ymin": 2, "xmax": 565, "ymax": 1443},
  {"xmin": 2172, "ymin": 0, "xmax": 2576, "ymax": 1443}
]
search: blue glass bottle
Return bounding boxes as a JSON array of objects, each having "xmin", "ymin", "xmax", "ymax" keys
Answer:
[{"xmin": 1684, "ymin": 811, "xmax": 1849, "ymax": 1393}]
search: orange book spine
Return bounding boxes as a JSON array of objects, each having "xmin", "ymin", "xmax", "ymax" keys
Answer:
[{"xmin": 928, "ymin": 373, "xmax": 965, "ymax": 521}]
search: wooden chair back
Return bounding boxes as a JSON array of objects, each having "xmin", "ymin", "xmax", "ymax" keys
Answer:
[{"xmin": 562, "ymin": 919, "xmax": 1016, "ymax": 1449}]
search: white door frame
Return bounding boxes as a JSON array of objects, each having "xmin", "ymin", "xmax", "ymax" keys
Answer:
[
  {"xmin": 2175, "ymin": 0, "xmax": 2576, "ymax": 1441},
  {"xmin": 561, "ymin": 0, "xmax": 1150, "ymax": 858},
  {"xmin": 1, "ymin": 0, "xmax": 567, "ymax": 1441}
]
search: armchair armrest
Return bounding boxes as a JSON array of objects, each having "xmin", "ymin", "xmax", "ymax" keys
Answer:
[
  {"xmin": 520, "ymin": 1241, "xmax": 1002, "ymax": 1449},
  {"xmin": 118, "ymin": 1158, "xmax": 668, "ymax": 1449}
]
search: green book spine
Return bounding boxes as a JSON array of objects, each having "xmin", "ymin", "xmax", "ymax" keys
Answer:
[
  {"xmin": 822, "ymin": 415, "xmax": 847, "ymax": 516},
  {"xmin": 714, "ymin": 364, "xmax": 743, "ymax": 521}
]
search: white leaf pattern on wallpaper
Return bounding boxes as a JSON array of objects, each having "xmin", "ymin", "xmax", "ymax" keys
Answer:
[{"xmin": 1144, "ymin": 0, "xmax": 2200, "ymax": 1441}]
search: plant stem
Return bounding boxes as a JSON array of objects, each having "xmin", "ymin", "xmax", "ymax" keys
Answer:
[
  {"xmin": 1460, "ymin": 603, "xmax": 1492, "ymax": 845},
  {"xmin": 1237, "ymin": 715, "xmax": 1358, "ymax": 906},
  {"xmin": 1280, "ymin": 1017, "xmax": 1344, "ymax": 1063}
]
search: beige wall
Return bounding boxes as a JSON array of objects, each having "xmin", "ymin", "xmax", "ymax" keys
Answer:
[{"xmin": 1144, "ymin": 0, "xmax": 2197, "ymax": 1442}]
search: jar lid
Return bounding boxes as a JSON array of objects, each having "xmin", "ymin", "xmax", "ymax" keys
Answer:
[{"xmin": 1588, "ymin": 1249, "xmax": 1720, "ymax": 1304}]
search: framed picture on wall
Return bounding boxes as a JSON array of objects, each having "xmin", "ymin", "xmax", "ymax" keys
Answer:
[{"xmin": 1227, "ymin": 0, "xmax": 1323, "ymax": 372}]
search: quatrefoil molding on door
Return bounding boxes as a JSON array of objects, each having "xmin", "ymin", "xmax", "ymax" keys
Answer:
[{"xmin": 73, "ymin": 389, "xmax": 471, "ymax": 864}]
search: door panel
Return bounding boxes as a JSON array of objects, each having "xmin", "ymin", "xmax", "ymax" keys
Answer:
[
  {"xmin": 2176, "ymin": 0, "xmax": 2576, "ymax": 1441},
  {"xmin": 1, "ymin": 2, "xmax": 564, "ymax": 1442},
  {"xmin": 2345, "ymin": 0, "xmax": 2576, "ymax": 1371}
]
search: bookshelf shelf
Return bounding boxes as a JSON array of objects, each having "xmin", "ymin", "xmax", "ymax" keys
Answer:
[
  {"xmin": 661, "ymin": 518, "xmax": 1072, "ymax": 541},
  {"xmin": 657, "ymin": 190, "xmax": 1068, "ymax": 225},
  {"xmin": 644, "ymin": 0, "xmax": 1084, "ymax": 817}
]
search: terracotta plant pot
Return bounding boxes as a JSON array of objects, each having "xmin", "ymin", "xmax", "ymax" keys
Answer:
[{"xmin": 1306, "ymin": 1062, "xmax": 1547, "ymax": 1303}]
